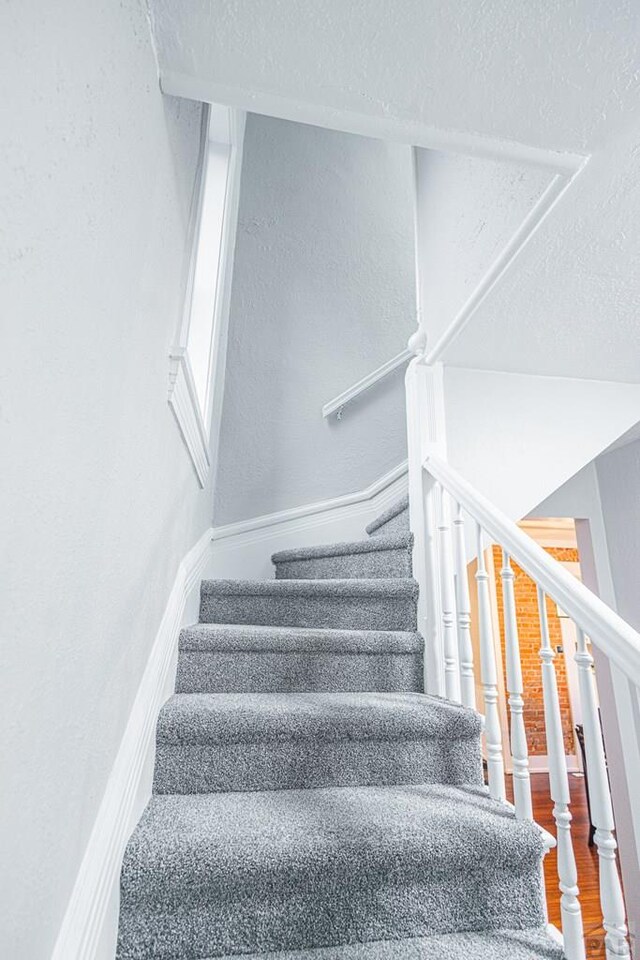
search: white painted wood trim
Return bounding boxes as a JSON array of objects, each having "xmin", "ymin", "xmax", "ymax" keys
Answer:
[
  {"xmin": 51, "ymin": 527, "xmax": 213, "ymax": 960},
  {"xmin": 322, "ymin": 348, "xmax": 412, "ymax": 418},
  {"xmin": 159, "ymin": 71, "xmax": 588, "ymax": 174},
  {"xmin": 212, "ymin": 460, "xmax": 408, "ymax": 542},
  {"xmin": 169, "ymin": 104, "xmax": 246, "ymax": 487},
  {"xmin": 423, "ymin": 171, "xmax": 586, "ymax": 364},
  {"xmin": 168, "ymin": 348, "xmax": 210, "ymax": 487},
  {"xmin": 425, "ymin": 455, "xmax": 640, "ymax": 687}
]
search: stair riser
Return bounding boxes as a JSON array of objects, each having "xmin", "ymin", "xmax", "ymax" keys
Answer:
[
  {"xmin": 274, "ymin": 548, "xmax": 411, "ymax": 580},
  {"xmin": 369, "ymin": 509, "xmax": 409, "ymax": 538},
  {"xmin": 153, "ymin": 738, "xmax": 484, "ymax": 793},
  {"xmin": 117, "ymin": 870, "xmax": 545, "ymax": 958},
  {"xmin": 199, "ymin": 594, "xmax": 417, "ymax": 631},
  {"xmin": 176, "ymin": 651, "xmax": 423, "ymax": 694}
]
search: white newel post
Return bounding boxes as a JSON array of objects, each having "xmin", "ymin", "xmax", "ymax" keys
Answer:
[
  {"xmin": 575, "ymin": 629, "xmax": 629, "ymax": 959},
  {"xmin": 475, "ymin": 523, "xmax": 506, "ymax": 801},
  {"xmin": 405, "ymin": 336, "xmax": 446, "ymax": 697},
  {"xmin": 537, "ymin": 588, "xmax": 585, "ymax": 960},
  {"xmin": 453, "ymin": 501, "xmax": 476, "ymax": 710},
  {"xmin": 500, "ymin": 551, "xmax": 533, "ymax": 820}
]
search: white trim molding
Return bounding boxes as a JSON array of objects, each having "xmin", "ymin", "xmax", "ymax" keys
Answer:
[
  {"xmin": 206, "ymin": 461, "xmax": 408, "ymax": 580},
  {"xmin": 168, "ymin": 348, "xmax": 210, "ymax": 486},
  {"xmin": 51, "ymin": 528, "xmax": 213, "ymax": 960},
  {"xmin": 168, "ymin": 103, "xmax": 246, "ymax": 487}
]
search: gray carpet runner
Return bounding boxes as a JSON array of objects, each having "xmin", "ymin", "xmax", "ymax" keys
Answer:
[{"xmin": 117, "ymin": 497, "xmax": 562, "ymax": 960}]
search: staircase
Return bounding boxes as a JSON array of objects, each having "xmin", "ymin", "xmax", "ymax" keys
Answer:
[{"xmin": 116, "ymin": 499, "xmax": 563, "ymax": 960}]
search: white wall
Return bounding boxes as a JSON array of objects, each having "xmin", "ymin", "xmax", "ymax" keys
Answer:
[
  {"xmin": 214, "ymin": 115, "xmax": 415, "ymax": 525},
  {"xmin": 444, "ymin": 367, "xmax": 640, "ymax": 522},
  {"xmin": 0, "ymin": 3, "xmax": 214, "ymax": 956}
]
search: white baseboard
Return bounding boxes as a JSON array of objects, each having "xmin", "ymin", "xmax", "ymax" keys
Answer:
[
  {"xmin": 206, "ymin": 461, "xmax": 408, "ymax": 580},
  {"xmin": 51, "ymin": 527, "xmax": 213, "ymax": 960}
]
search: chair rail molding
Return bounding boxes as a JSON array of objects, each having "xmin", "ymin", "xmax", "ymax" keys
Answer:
[
  {"xmin": 168, "ymin": 102, "xmax": 246, "ymax": 487},
  {"xmin": 50, "ymin": 527, "xmax": 213, "ymax": 960},
  {"xmin": 206, "ymin": 461, "xmax": 408, "ymax": 581}
]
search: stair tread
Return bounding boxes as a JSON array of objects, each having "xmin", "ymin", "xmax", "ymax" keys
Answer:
[
  {"xmin": 272, "ymin": 533, "xmax": 412, "ymax": 563},
  {"xmin": 200, "ymin": 578, "xmax": 418, "ymax": 597},
  {"xmin": 157, "ymin": 692, "xmax": 482, "ymax": 744},
  {"xmin": 179, "ymin": 623, "xmax": 423, "ymax": 654},
  {"xmin": 210, "ymin": 927, "xmax": 564, "ymax": 960},
  {"xmin": 122, "ymin": 783, "xmax": 544, "ymax": 901}
]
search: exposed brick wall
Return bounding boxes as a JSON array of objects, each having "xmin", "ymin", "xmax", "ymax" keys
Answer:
[{"xmin": 492, "ymin": 546, "xmax": 579, "ymax": 757}]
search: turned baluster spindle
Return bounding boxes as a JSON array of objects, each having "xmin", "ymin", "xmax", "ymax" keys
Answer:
[
  {"xmin": 500, "ymin": 550, "xmax": 532, "ymax": 820},
  {"xmin": 574, "ymin": 628, "xmax": 629, "ymax": 959},
  {"xmin": 453, "ymin": 501, "xmax": 476, "ymax": 710},
  {"xmin": 437, "ymin": 485, "xmax": 461, "ymax": 703},
  {"xmin": 537, "ymin": 587, "xmax": 585, "ymax": 960},
  {"xmin": 475, "ymin": 523, "xmax": 506, "ymax": 801}
]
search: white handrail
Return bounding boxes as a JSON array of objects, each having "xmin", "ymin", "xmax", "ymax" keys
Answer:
[
  {"xmin": 322, "ymin": 348, "xmax": 412, "ymax": 419},
  {"xmin": 424, "ymin": 455, "xmax": 640, "ymax": 687}
]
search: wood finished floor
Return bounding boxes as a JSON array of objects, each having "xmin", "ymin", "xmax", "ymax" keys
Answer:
[{"xmin": 507, "ymin": 771, "xmax": 621, "ymax": 959}]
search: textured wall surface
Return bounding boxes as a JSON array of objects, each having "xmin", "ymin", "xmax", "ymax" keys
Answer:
[
  {"xmin": 596, "ymin": 440, "xmax": 640, "ymax": 631},
  {"xmin": 0, "ymin": 3, "xmax": 211, "ymax": 956},
  {"xmin": 214, "ymin": 115, "xmax": 415, "ymax": 524},
  {"xmin": 151, "ymin": 0, "xmax": 640, "ymax": 385}
]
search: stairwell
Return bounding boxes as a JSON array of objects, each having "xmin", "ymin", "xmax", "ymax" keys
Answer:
[{"xmin": 116, "ymin": 499, "xmax": 563, "ymax": 960}]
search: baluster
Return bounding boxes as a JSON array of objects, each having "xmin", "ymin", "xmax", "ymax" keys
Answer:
[
  {"xmin": 453, "ymin": 501, "xmax": 476, "ymax": 709},
  {"xmin": 437, "ymin": 485, "xmax": 461, "ymax": 703},
  {"xmin": 574, "ymin": 628, "xmax": 629, "ymax": 959},
  {"xmin": 537, "ymin": 587, "xmax": 585, "ymax": 960},
  {"xmin": 475, "ymin": 523, "xmax": 506, "ymax": 800},
  {"xmin": 500, "ymin": 551, "xmax": 532, "ymax": 820}
]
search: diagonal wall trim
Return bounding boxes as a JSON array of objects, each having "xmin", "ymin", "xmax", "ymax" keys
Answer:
[
  {"xmin": 51, "ymin": 527, "xmax": 213, "ymax": 960},
  {"xmin": 424, "ymin": 167, "xmax": 588, "ymax": 364},
  {"xmin": 212, "ymin": 460, "xmax": 408, "ymax": 543},
  {"xmin": 168, "ymin": 349, "xmax": 210, "ymax": 487}
]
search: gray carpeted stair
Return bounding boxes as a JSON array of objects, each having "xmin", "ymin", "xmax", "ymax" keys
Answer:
[
  {"xmin": 272, "ymin": 533, "xmax": 413, "ymax": 580},
  {"xmin": 176, "ymin": 624, "xmax": 424, "ymax": 693},
  {"xmin": 365, "ymin": 495, "xmax": 409, "ymax": 538},
  {"xmin": 118, "ymin": 784, "xmax": 547, "ymax": 959},
  {"xmin": 117, "ymin": 500, "xmax": 562, "ymax": 960},
  {"xmin": 199, "ymin": 578, "xmax": 418, "ymax": 631},
  {"xmin": 153, "ymin": 691, "xmax": 483, "ymax": 793}
]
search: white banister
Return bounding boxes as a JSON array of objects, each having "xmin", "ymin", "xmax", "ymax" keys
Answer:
[
  {"xmin": 437, "ymin": 486, "xmax": 461, "ymax": 703},
  {"xmin": 500, "ymin": 550, "xmax": 532, "ymax": 821},
  {"xmin": 575, "ymin": 629, "xmax": 629, "ymax": 959},
  {"xmin": 424, "ymin": 455, "xmax": 640, "ymax": 687},
  {"xmin": 416, "ymin": 453, "xmax": 634, "ymax": 957},
  {"xmin": 475, "ymin": 522, "xmax": 506, "ymax": 801},
  {"xmin": 538, "ymin": 587, "xmax": 585, "ymax": 960},
  {"xmin": 453, "ymin": 501, "xmax": 476, "ymax": 709}
]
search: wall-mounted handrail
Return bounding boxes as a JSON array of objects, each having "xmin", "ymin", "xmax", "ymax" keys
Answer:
[
  {"xmin": 425, "ymin": 455, "xmax": 640, "ymax": 686},
  {"xmin": 322, "ymin": 348, "xmax": 412, "ymax": 419}
]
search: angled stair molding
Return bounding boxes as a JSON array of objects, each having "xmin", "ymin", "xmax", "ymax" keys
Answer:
[
  {"xmin": 207, "ymin": 461, "xmax": 408, "ymax": 580},
  {"xmin": 423, "ymin": 166, "xmax": 588, "ymax": 365},
  {"xmin": 51, "ymin": 527, "xmax": 213, "ymax": 960},
  {"xmin": 168, "ymin": 347, "xmax": 210, "ymax": 487},
  {"xmin": 322, "ymin": 349, "xmax": 413, "ymax": 419}
]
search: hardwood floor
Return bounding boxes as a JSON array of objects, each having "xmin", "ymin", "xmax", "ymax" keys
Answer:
[{"xmin": 507, "ymin": 771, "xmax": 617, "ymax": 959}]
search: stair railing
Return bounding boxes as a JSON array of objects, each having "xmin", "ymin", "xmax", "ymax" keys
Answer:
[{"xmin": 421, "ymin": 453, "xmax": 638, "ymax": 960}]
